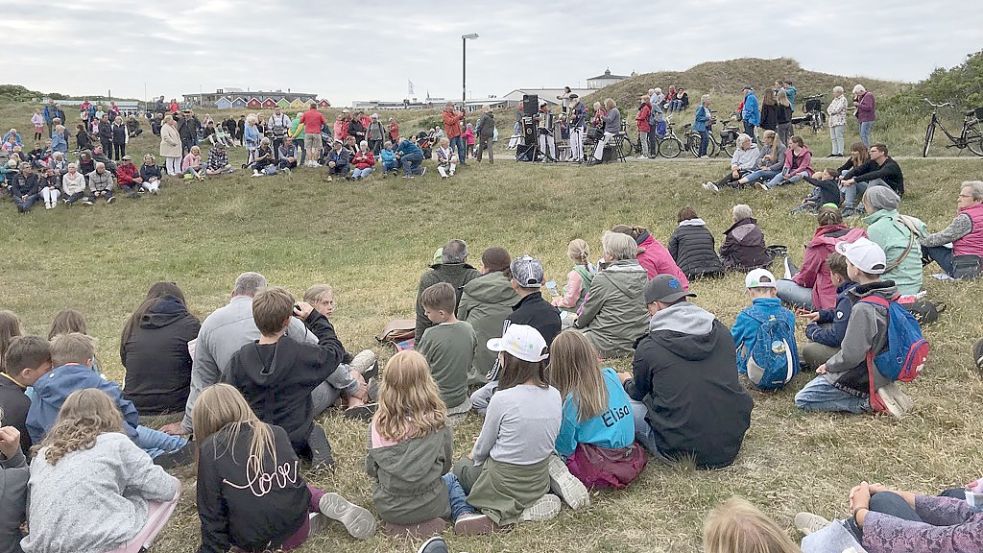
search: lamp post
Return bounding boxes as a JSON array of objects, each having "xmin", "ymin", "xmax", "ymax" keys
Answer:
[{"xmin": 462, "ymin": 33, "xmax": 479, "ymax": 106}]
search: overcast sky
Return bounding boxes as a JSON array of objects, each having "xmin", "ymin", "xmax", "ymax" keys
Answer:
[{"xmin": 2, "ymin": 0, "xmax": 981, "ymax": 106}]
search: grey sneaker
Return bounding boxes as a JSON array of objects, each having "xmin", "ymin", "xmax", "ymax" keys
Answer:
[
  {"xmin": 794, "ymin": 512, "xmax": 831, "ymax": 535},
  {"xmin": 350, "ymin": 350, "xmax": 378, "ymax": 376},
  {"xmin": 318, "ymin": 492, "xmax": 376, "ymax": 539},
  {"xmin": 877, "ymin": 382, "xmax": 912, "ymax": 418},
  {"xmin": 454, "ymin": 512, "xmax": 496, "ymax": 535},
  {"xmin": 417, "ymin": 536, "xmax": 449, "ymax": 553},
  {"xmin": 548, "ymin": 455, "xmax": 590, "ymax": 509},
  {"xmin": 519, "ymin": 493, "xmax": 561, "ymax": 522}
]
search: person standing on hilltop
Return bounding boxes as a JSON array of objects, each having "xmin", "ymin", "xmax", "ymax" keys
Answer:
[
  {"xmin": 442, "ymin": 102, "xmax": 466, "ymax": 167},
  {"xmin": 853, "ymin": 84, "xmax": 876, "ymax": 147}
]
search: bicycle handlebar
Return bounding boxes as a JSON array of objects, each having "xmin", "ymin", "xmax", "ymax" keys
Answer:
[
  {"xmin": 802, "ymin": 93, "xmax": 826, "ymax": 100},
  {"xmin": 923, "ymin": 98, "xmax": 953, "ymax": 108}
]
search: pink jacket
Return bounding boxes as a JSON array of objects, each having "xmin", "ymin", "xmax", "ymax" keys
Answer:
[
  {"xmin": 792, "ymin": 225, "xmax": 866, "ymax": 309},
  {"xmin": 636, "ymin": 233, "xmax": 689, "ymax": 288},
  {"xmin": 783, "ymin": 146, "xmax": 813, "ymax": 177}
]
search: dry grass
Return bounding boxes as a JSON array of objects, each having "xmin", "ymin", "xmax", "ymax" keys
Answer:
[{"xmin": 2, "ymin": 101, "xmax": 983, "ymax": 553}]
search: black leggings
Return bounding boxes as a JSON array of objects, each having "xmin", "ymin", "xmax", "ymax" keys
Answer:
[
  {"xmin": 846, "ymin": 492, "xmax": 921, "ymax": 541},
  {"xmin": 113, "ymin": 143, "xmax": 125, "ymax": 160}
]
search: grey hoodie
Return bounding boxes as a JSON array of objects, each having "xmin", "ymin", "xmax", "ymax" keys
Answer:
[
  {"xmin": 648, "ymin": 301, "xmax": 715, "ymax": 335},
  {"xmin": 0, "ymin": 450, "xmax": 27, "ymax": 553},
  {"xmin": 824, "ymin": 281, "xmax": 897, "ymax": 394}
]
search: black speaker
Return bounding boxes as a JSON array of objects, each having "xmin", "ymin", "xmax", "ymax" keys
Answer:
[
  {"xmin": 522, "ymin": 94, "xmax": 539, "ymax": 117},
  {"xmin": 522, "ymin": 117, "xmax": 537, "ymax": 147}
]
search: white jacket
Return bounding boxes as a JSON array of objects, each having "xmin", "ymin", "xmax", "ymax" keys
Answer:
[
  {"xmin": 61, "ymin": 171, "xmax": 85, "ymax": 195},
  {"xmin": 827, "ymin": 95, "xmax": 848, "ymax": 127}
]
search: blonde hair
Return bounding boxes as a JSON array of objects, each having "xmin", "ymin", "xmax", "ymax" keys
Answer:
[
  {"xmin": 548, "ymin": 331, "xmax": 608, "ymax": 422},
  {"xmin": 604, "ymin": 98, "xmax": 616, "ymax": 110},
  {"xmin": 48, "ymin": 308, "xmax": 87, "ymax": 340},
  {"xmin": 703, "ymin": 497, "xmax": 801, "ymax": 553},
  {"xmin": 50, "ymin": 332, "xmax": 96, "ymax": 367},
  {"xmin": 567, "ymin": 239, "xmax": 590, "ymax": 266},
  {"xmin": 0, "ymin": 310, "xmax": 23, "ymax": 373},
  {"xmin": 303, "ymin": 284, "xmax": 333, "ymax": 304},
  {"xmin": 37, "ymin": 389, "xmax": 124, "ymax": 465},
  {"xmin": 776, "ymin": 89, "xmax": 790, "ymax": 108},
  {"xmin": 373, "ymin": 351, "xmax": 447, "ymax": 442},
  {"xmin": 193, "ymin": 383, "xmax": 278, "ymax": 467}
]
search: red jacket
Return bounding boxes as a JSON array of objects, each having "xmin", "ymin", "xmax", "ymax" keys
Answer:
[
  {"xmin": 388, "ymin": 121, "xmax": 399, "ymax": 141},
  {"xmin": 117, "ymin": 163, "xmax": 140, "ymax": 186},
  {"xmin": 636, "ymin": 104, "xmax": 652, "ymax": 133},
  {"xmin": 353, "ymin": 151, "xmax": 375, "ymax": 169},
  {"xmin": 168, "ymin": 101, "xmax": 179, "ymax": 113},
  {"xmin": 793, "ymin": 225, "xmax": 866, "ymax": 309},
  {"xmin": 442, "ymin": 110, "xmax": 463, "ymax": 138}
]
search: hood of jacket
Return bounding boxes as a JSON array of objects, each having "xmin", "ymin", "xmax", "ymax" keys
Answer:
[
  {"xmin": 646, "ymin": 302, "xmax": 720, "ymax": 361},
  {"xmin": 808, "ymin": 224, "xmax": 867, "ymax": 248},
  {"xmin": 33, "ymin": 364, "xmax": 99, "ymax": 406},
  {"xmin": 678, "ymin": 218, "xmax": 707, "ymax": 228},
  {"xmin": 724, "ymin": 218, "xmax": 762, "ymax": 244},
  {"xmin": 847, "ymin": 280, "xmax": 898, "ymax": 302},
  {"xmin": 462, "ymin": 271, "xmax": 518, "ymax": 304},
  {"xmin": 367, "ymin": 426, "xmax": 451, "ymax": 484},
  {"xmin": 140, "ymin": 295, "xmax": 191, "ymax": 330}
]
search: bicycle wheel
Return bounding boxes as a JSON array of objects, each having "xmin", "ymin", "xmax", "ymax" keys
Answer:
[
  {"xmin": 686, "ymin": 134, "xmax": 701, "ymax": 157},
  {"xmin": 706, "ymin": 137, "xmax": 719, "ymax": 157},
  {"xmin": 966, "ymin": 127, "xmax": 983, "ymax": 156},
  {"xmin": 659, "ymin": 137, "xmax": 682, "ymax": 158},
  {"xmin": 922, "ymin": 124, "xmax": 934, "ymax": 158},
  {"xmin": 720, "ymin": 140, "xmax": 736, "ymax": 157},
  {"xmin": 619, "ymin": 136, "xmax": 635, "ymax": 159}
]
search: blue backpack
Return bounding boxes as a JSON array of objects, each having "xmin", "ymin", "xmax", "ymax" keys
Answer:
[
  {"xmin": 860, "ymin": 296, "xmax": 929, "ymax": 383},
  {"xmin": 745, "ymin": 314, "xmax": 798, "ymax": 391}
]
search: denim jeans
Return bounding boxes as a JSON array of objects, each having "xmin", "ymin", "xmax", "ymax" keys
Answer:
[
  {"xmin": 830, "ymin": 125, "xmax": 845, "ymax": 155},
  {"xmin": 859, "ymin": 121, "xmax": 874, "ymax": 147},
  {"xmin": 14, "ymin": 194, "xmax": 38, "ymax": 212},
  {"xmin": 842, "ymin": 177, "xmax": 887, "ymax": 209},
  {"xmin": 441, "ymin": 473, "xmax": 477, "ymax": 521},
  {"xmin": 776, "ymin": 279, "xmax": 814, "ymax": 310},
  {"xmin": 766, "ymin": 170, "xmax": 811, "ymax": 189},
  {"xmin": 400, "ymin": 152, "xmax": 424, "ymax": 175},
  {"xmin": 310, "ymin": 363, "xmax": 358, "ymax": 417},
  {"xmin": 697, "ymin": 130, "xmax": 709, "ymax": 157},
  {"xmin": 135, "ymin": 425, "xmax": 188, "ymax": 458},
  {"xmin": 351, "ymin": 167, "xmax": 374, "ymax": 179},
  {"xmin": 743, "ymin": 122, "xmax": 756, "ymax": 141},
  {"xmin": 629, "ymin": 400, "xmax": 662, "ymax": 458},
  {"xmin": 449, "ymin": 136, "xmax": 466, "ymax": 164},
  {"xmin": 794, "ymin": 376, "xmax": 870, "ymax": 414},
  {"xmin": 743, "ymin": 169, "xmax": 779, "ymax": 185},
  {"xmin": 921, "ymin": 245, "xmax": 954, "ymax": 276}
]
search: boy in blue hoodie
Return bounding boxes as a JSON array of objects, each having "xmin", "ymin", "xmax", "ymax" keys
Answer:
[
  {"xmin": 379, "ymin": 141, "xmax": 398, "ymax": 175},
  {"xmin": 26, "ymin": 332, "xmax": 192, "ymax": 467},
  {"xmin": 731, "ymin": 268, "xmax": 799, "ymax": 387},
  {"xmin": 800, "ymin": 252, "xmax": 857, "ymax": 369}
]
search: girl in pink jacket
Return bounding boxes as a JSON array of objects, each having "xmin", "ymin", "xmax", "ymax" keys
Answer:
[
  {"xmin": 764, "ymin": 136, "xmax": 812, "ymax": 189},
  {"xmin": 611, "ymin": 225, "xmax": 689, "ymax": 288}
]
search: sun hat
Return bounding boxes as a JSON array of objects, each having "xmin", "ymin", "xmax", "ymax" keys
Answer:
[
  {"xmin": 836, "ymin": 238, "xmax": 887, "ymax": 274},
  {"xmin": 745, "ymin": 268, "xmax": 778, "ymax": 289},
  {"xmin": 487, "ymin": 324, "xmax": 548, "ymax": 362}
]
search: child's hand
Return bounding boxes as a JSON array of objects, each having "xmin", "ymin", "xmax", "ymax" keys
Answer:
[
  {"xmin": 0, "ymin": 426, "xmax": 21, "ymax": 459},
  {"xmin": 796, "ymin": 308, "xmax": 819, "ymax": 322},
  {"xmin": 292, "ymin": 302, "xmax": 315, "ymax": 320},
  {"xmin": 966, "ymin": 479, "xmax": 981, "ymax": 491}
]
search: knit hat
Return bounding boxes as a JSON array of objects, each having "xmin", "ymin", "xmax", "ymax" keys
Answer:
[
  {"xmin": 863, "ymin": 186, "xmax": 900, "ymax": 211},
  {"xmin": 487, "ymin": 324, "xmax": 548, "ymax": 362}
]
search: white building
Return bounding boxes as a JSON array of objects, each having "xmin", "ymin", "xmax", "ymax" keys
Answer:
[{"xmin": 587, "ymin": 69, "xmax": 629, "ymax": 89}]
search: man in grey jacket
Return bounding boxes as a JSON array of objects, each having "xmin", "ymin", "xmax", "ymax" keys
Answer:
[{"xmin": 0, "ymin": 426, "xmax": 27, "ymax": 553}]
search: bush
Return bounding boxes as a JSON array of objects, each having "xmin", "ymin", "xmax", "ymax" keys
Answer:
[{"xmin": 883, "ymin": 50, "xmax": 983, "ymax": 118}]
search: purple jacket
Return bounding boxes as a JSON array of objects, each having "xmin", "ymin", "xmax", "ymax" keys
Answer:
[
  {"xmin": 862, "ymin": 495, "xmax": 983, "ymax": 553},
  {"xmin": 856, "ymin": 92, "xmax": 876, "ymax": 122}
]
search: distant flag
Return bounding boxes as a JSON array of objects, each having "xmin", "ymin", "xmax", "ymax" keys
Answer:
[{"xmin": 408, "ymin": 80, "xmax": 415, "ymax": 95}]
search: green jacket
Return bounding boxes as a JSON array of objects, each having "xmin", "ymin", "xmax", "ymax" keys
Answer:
[
  {"xmin": 365, "ymin": 426, "xmax": 453, "ymax": 525},
  {"xmin": 574, "ymin": 259, "xmax": 649, "ymax": 358},
  {"xmin": 458, "ymin": 272, "xmax": 519, "ymax": 382},
  {"xmin": 865, "ymin": 209, "xmax": 927, "ymax": 296},
  {"xmin": 415, "ymin": 263, "xmax": 481, "ymax": 340}
]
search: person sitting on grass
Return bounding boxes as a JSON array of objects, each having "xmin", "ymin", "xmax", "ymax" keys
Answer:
[
  {"xmin": 60, "ymin": 162, "xmax": 86, "ymax": 205},
  {"xmin": 721, "ymin": 204, "xmax": 770, "ymax": 271},
  {"xmin": 116, "ymin": 155, "xmax": 144, "ymax": 198},
  {"xmin": 668, "ymin": 207, "xmax": 725, "ymax": 281},
  {"xmin": 735, "ymin": 130, "xmax": 786, "ymax": 188},
  {"xmin": 277, "ymin": 136, "xmax": 298, "ymax": 170},
  {"xmin": 396, "ymin": 137, "xmax": 426, "ymax": 178},
  {"xmin": 611, "ymin": 224, "xmax": 689, "ymax": 285},
  {"xmin": 139, "ymin": 154, "xmax": 162, "ymax": 194},
  {"xmin": 380, "ymin": 141, "xmax": 398, "ymax": 175},
  {"xmin": 760, "ymin": 135, "xmax": 813, "ymax": 190},
  {"xmin": 39, "ymin": 167, "xmax": 60, "ymax": 209},
  {"xmin": 194, "ymin": 384, "xmax": 375, "ymax": 552},
  {"xmin": 452, "ymin": 324, "xmax": 566, "ymax": 532},
  {"xmin": 21, "ymin": 389, "xmax": 182, "ymax": 553},
  {"xmin": 223, "ymin": 288, "xmax": 345, "ymax": 469},
  {"xmin": 366, "ymin": 351, "xmax": 490, "ymax": 537},
  {"xmin": 9, "ymin": 163, "xmax": 40, "ymax": 213},
  {"xmin": 1, "ymin": 335, "xmax": 52, "ymax": 454},
  {"xmin": 703, "ymin": 497, "xmax": 800, "ymax": 553},
  {"xmin": 350, "ymin": 141, "xmax": 375, "ymax": 180},
  {"xmin": 249, "ymin": 137, "xmax": 275, "ymax": 177},
  {"xmin": 435, "ymin": 137, "xmax": 458, "ymax": 179},
  {"xmin": 863, "ymin": 186, "xmax": 926, "ymax": 296},
  {"xmin": 181, "ymin": 145, "xmax": 204, "ymax": 181},
  {"xmin": 793, "ymin": 238, "xmax": 913, "ymax": 418},
  {"xmin": 549, "ymin": 330, "xmax": 643, "ymax": 490},
  {"xmin": 0, "ymin": 421, "xmax": 28, "ymax": 552},
  {"xmin": 798, "ymin": 252, "xmax": 856, "ymax": 370},
  {"xmin": 326, "ymin": 139, "xmax": 351, "ymax": 181},
  {"xmin": 457, "ymin": 247, "xmax": 519, "ymax": 386},
  {"xmin": 795, "ymin": 481, "xmax": 983, "ymax": 553},
  {"xmin": 701, "ymin": 134, "xmax": 760, "ymax": 192},
  {"xmin": 417, "ymin": 282, "xmax": 477, "ymax": 424},
  {"xmin": 84, "ymin": 161, "xmax": 115, "ymax": 205},
  {"xmin": 204, "ymin": 142, "xmax": 235, "ymax": 176},
  {"xmin": 919, "ymin": 181, "xmax": 983, "ymax": 278},
  {"xmin": 551, "ymin": 239, "xmax": 596, "ymax": 313},
  {"xmin": 731, "ymin": 268, "xmax": 799, "ymax": 390},
  {"xmin": 27, "ymin": 332, "xmax": 193, "ymax": 466},
  {"xmin": 791, "ymin": 167, "xmax": 844, "ymax": 214}
]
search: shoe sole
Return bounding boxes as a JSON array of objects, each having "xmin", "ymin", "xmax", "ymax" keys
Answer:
[
  {"xmin": 519, "ymin": 494, "xmax": 561, "ymax": 522},
  {"xmin": 319, "ymin": 492, "xmax": 376, "ymax": 539},
  {"xmin": 454, "ymin": 514, "xmax": 496, "ymax": 536},
  {"xmin": 876, "ymin": 384, "xmax": 909, "ymax": 418},
  {"xmin": 548, "ymin": 456, "xmax": 590, "ymax": 509},
  {"xmin": 343, "ymin": 403, "xmax": 377, "ymax": 421}
]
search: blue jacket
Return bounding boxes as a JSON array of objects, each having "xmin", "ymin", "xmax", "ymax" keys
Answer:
[
  {"xmin": 555, "ymin": 368, "xmax": 635, "ymax": 458},
  {"xmin": 805, "ymin": 281, "xmax": 857, "ymax": 347},
  {"xmin": 693, "ymin": 105, "xmax": 711, "ymax": 132},
  {"xmin": 380, "ymin": 149, "xmax": 397, "ymax": 168},
  {"xmin": 731, "ymin": 297, "xmax": 798, "ymax": 375},
  {"xmin": 243, "ymin": 124, "xmax": 260, "ymax": 147},
  {"xmin": 396, "ymin": 139, "xmax": 423, "ymax": 158},
  {"xmin": 328, "ymin": 148, "xmax": 351, "ymax": 167},
  {"xmin": 50, "ymin": 132, "xmax": 68, "ymax": 154},
  {"xmin": 786, "ymin": 85, "xmax": 797, "ymax": 112},
  {"xmin": 742, "ymin": 92, "xmax": 761, "ymax": 126},
  {"xmin": 27, "ymin": 364, "xmax": 140, "ymax": 444}
]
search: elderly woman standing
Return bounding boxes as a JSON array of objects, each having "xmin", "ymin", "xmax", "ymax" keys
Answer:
[
  {"xmin": 864, "ymin": 187, "xmax": 926, "ymax": 295},
  {"xmin": 854, "ymin": 84, "xmax": 876, "ymax": 147},
  {"xmin": 920, "ymin": 181, "xmax": 983, "ymax": 277},
  {"xmin": 574, "ymin": 231, "xmax": 650, "ymax": 358},
  {"xmin": 827, "ymin": 86, "xmax": 848, "ymax": 156},
  {"xmin": 588, "ymin": 98, "xmax": 620, "ymax": 166},
  {"xmin": 243, "ymin": 114, "xmax": 261, "ymax": 165},
  {"xmin": 159, "ymin": 115, "xmax": 182, "ymax": 176}
]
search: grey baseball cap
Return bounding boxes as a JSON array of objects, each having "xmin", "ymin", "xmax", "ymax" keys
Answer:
[
  {"xmin": 644, "ymin": 274, "xmax": 695, "ymax": 305},
  {"xmin": 511, "ymin": 255, "xmax": 544, "ymax": 288}
]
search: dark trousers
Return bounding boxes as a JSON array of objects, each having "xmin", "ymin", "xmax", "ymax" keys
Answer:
[
  {"xmin": 113, "ymin": 143, "xmax": 125, "ymax": 160},
  {"xmin": 716, "ymin": 170, "xmax": 749, "ymax": 189},
  {"xmin": 272, "ymin": 137, "xmax": 284, "ymax": 160},
  {"xmin": 698, "ymin": 130, "xmax": 709, "ymax": 157},
  {"xmin": 100, "ymin": 140, "xmax": 112, "ymax": 155},
  {"xmin": 846, "ymin": 492, "xmax": 921, "ymax": 541},
  {"xmin": 368, "ymin": 139, "xmax": 383, "ymax": 155},
  {"xmin": 14, "ymin": 194, "xmax": 38, "ymax": 212},
  {"xmin": 63, "ymin": 192, "xmax": 84, "ymax": 205},
  {"xmin": 743, "ymin": 121, "xmax": 756, "ymax": 141},
  {"xmin": 400, "ymin": 152, "xmax": 424, "ymax": 175},
  {"xmin": 476, "ymin": 137, "xmax": 494, "ymax": 163},
  {"xmin": 922, "ymin": 245, "xmax": 954, "ymax": 276}
]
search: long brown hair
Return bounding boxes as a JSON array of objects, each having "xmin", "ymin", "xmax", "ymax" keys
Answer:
[
  {"xmin": 548, "ymin": 331, "xmax": 607, "ymax": 422},
  {"xmin": 48, "ymin": 308, "xmax": 87, "ymax": 340},
  {"xmin": 498, "ymin": 351, "xmax": 549, "ymax": 391},
  {"xmin": 0, "ymin": 310, "xmax": 23, "ymax": 373},
  {"xmin": 193, "ymin": 383, "xmax": 278, "ymax": 467},
  {"xmin": 37, "ymin": 388, "xmax": 124, "ymax": 465},
  {"xmin": 373, "ymin": 351, "xmax": 447, "ymax": 442},
  {"xmin": 120, "ymin": 282, "xmax": 187, "ymax": 348},
  {"xmin": 849, "ymin": 142, "xmax": 870, "ymax": 166}
]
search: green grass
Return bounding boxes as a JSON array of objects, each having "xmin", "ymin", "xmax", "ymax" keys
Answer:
[{"xmin": 3, "ymin": 103, "xmax": 983, "ymax": 553}]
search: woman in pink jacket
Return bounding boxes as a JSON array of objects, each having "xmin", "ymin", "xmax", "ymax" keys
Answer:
[
  {"xmin": 611, "ymin": 225, "xmax": 689, "ymax": 288},
  {"xmin": 762, "ymin": 135, "xmax": 812, "ymax": 190}
]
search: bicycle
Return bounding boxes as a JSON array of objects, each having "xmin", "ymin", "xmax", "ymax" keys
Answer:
[
  {"xmin": 683, "ymin": 112, "xmax": 739, "ymax": 157},
  {"xmin": 791, "ymin": 93, "xmax": 826, "ymax": 134},
  {"xmin": 921, "ymin": 99, "xmax": 983, "ymax": 157},
  {"xmin": 656, "ymin": 116, "xmax": 683, "ymax": 158}
]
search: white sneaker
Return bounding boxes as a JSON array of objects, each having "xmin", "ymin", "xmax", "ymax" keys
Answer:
[
  {"xmin": 756, "ymin": 182, "xmax": 769, "ymax": 191},
  {"xmin": 701, "ymin": 182, "xmax": 719, "ymax": 192},
  {"xmin": 547, "ymin": 455, "xmax": 590, "ymax": 509},
  {"xmin": 794, "ymin": 512, "xmax": 831, "ymax": 535},
  {"xmin": 318, "ymin": 492, "xmax": 376, "ymax": 539},
  {"xmin": 876, "ymin": 382, "xmax": 912, "ymax": 418},
  {"xmin": 520, "ymin": 494, "xmax": 561, "ymax": 522},
  {"xmin": 252, "ymin": 170, "xmax": 261, "ymax": 177},
  {"xmin": 349, "ymin": 350, "xmax": 377, "ymax": 377}
]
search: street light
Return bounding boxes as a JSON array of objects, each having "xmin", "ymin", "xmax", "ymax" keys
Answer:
[{"xmin": 462, "ymin": 33, "xmax": 479, "ymax": 105}]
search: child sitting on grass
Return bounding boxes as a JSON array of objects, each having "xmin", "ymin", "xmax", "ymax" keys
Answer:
[
  {"xmin": 194, "ymin": 384, "xmax": 375, "ymax": 552},
  {"xmin": 1, "ymin": 336, "xmax": 52, "ymax": 453},
  {"xmin": 799, "ymin": 252, "xmax": 857, "ymax": 370},
  {"xmin": 731, "ymin": 268, "xmax": 799, "ymax": 390},
  {"xmin": 435, "ymin": 137, "xmax": 457, "ymax": 178},
  {"xmin": 380, "ymin": 141, "xmax": 398, "ymax": 175},
  {"xmin": 224, "ymin": 288, "xmax": 345, "ymax": 469},
  {"xmin": 794, "ymin": 238, "xmax": 913, "ymax": 417},
  {"xmin": 452, "ymin": 324, "xmax": 563, "ymax": 532},
  {"xmin": 417, "ymin": 283, "xmax": 476, "ymax": 423},
  {"xmin": 27, "ymin": 333, "xmax": 192, "ymax": 466},
  {"xmin": 703, "ymin": 497, "xmax": 800, "ymax": 553},
  {"xmin": 551, "ymin": 239, "xmax": 595, "ymax": 313},
  {"xmin": 182, "ymin": 145, "xmax": 205, "ymax": 180},
  {"xmin": 791, "ymin": 167, "xmax": 843, "ymax": 214},
  {"xmin": 22, "ymin": 389, "xmax": 182, "ymax": 553},
  {"xmin": 0, "ymin": 423, "xmax": 27, "ymax": 552},
  {"xmin": 366, "ymin": 351, "xmax": 492, "ymax": 537}
]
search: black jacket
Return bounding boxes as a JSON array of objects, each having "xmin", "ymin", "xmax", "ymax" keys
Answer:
[
  {"xmin": 77, "ymin": 130, "xmax": 93, "ymax": 150},
  {"xmin": 0, "ymin": 374, "xmax": 32, "ymax": 453},
  {"xmin": 97, "ymin": 121, "xmax": 112, "ymax": 142},
  {"xmin": 196, "ymin": 423, "xmax": 310, "ymax": 553},
  {"xmin": 804, "ymin": 176, "xmax": 843, "ymax": 207},
  {"xmin": 10, "ymin": 174, "xmax": 40, "ymax": 197},
  {"xmin": 759, "ymin": 104, "xmax": 778, "ymax": 131},
  {"xmin": 224, "ymin": 310, "xmax": 344, "ymax": 454},
  {"xmin": 178, "ymin": 116, "xmax": 200, "ymax": 141},
  {"xmin": 777, "ymin": 105, "xmax": 792, "ymax": 125},
  {"xmin": 626, "ymin": 304, "xmax": 753, "ymax": 468},
  {"xmin": 121, "ymin": 296, "xmax": 201, "ymax": 415},
  {"xmin": 668, "ymin": 221, "xmax": 724, "ymax": 279},
  {"xmin": 111, "ymin": 123, "xmax": 127, "ymax": 144},
  {"xmin": 848, "ymin": 156, "xmax": 904, "ymax": 196},
  {"xmin": 506, "ymin": 292, "xmax": 562, "ymax": 347}
]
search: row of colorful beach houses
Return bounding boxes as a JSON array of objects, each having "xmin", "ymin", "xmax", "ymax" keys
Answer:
[{"xmin": 182, "ymin": 89, "xmax": 330, "ymax": 111}]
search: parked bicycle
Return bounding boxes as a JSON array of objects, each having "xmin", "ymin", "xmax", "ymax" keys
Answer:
[
  {"xmin": 684, "ymin": 112, "xmax": 740, "ymax": 158},
  {"xmin": 921, "ymin": 98, "xmax": 983, "ymax": 157},
  {"xmin": 618, "ymin": 117, "xmax": 685, "ymax": 158},
  {"xmin": 792, "ymin": 93, "xmax": 826, "ymax": 134}
]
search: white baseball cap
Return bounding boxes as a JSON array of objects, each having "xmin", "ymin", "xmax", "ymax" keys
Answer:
[
  {"xmin": 836, "ymin": 238, "xmax": 887, "ymax": 275},
  {"xmin": 745, "ymin": 268, "xmax": 777, "ymax": 289},
  {"xmin": 486, "ymin": 324, "xmax": 548, "ymax": 362}
]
